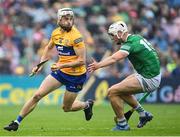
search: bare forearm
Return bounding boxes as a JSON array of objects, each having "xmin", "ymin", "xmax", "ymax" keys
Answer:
[
  {"xmin": 97, "ymin": 56, "xmax": 116, "ymax": 68},
  {"xmin": 61, "ymin": 60, "xmax": 85, "ymax": 68},
  {"xmin": 97, "ymin": 51, "xmax": 128, "ymax": 69},
  {"xmin": 40, "ymin": 46, "xmax": 51, "ymax": 62}
]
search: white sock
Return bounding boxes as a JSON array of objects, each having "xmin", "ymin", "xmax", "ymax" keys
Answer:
[
  {"xmin": 117, "ymin": 117, "xmax": 127, "ymax": 126},
  {"xmin": 14, "ymin": 120, "xmax": 20, "ymax": 125},
  {"xmin": 84, "ymin": 101, "xmax": 89, "ymax": 109},
  {"xmin": 134, "ymin": 105, "xmax": 146, "ymax": 117}
]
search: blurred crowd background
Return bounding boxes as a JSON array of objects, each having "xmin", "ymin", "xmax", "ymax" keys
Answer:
[{"xmin": 0, "ymin": 0, "xmax": 180, "ymax": 78}]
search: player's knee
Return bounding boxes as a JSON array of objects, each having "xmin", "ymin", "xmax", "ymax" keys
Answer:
[
  {"xmin": 33, "ymin": 94, "xmax": 42, "ymax": 102},
  {"xmin": 107, "ymin": 86, "xmax": 118, "ymax": 99},
  {"xmin": 107, "ymin": 87, "xmax": 114, "ymax": 98},
  {"xmin": 62, "ymin": 105, "xmax": 71, "ymax": 112}
]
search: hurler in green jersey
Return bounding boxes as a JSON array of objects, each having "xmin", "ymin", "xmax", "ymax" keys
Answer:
[
  {"xmin": 88, "ymin": 21, "xmax": 161, "ymax": 131},
  {"xmin": 120, "ymin": 34, "xmax": 160, "ymax": 78}
]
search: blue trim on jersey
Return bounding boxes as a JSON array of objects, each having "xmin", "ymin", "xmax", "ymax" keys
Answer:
[
  {"xmin": 51, "ymin": 70, "xmax": 87, "ymax": 93},
  {"xmin": 55, "ymin": 44, "xmax": 76, "ymax": 56}
]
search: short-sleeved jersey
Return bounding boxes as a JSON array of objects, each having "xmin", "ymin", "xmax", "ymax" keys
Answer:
[
  {"xmin": 120, "ymin": 34, "xmax": 160, "ymax": 78},
  {"xmin": 51, "ymin": 26, "xmax": 86, "ymax": 76}
]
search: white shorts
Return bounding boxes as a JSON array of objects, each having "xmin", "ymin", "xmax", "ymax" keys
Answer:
[{"xmin": 135, "ymin": 73, "xmax": 161, "ymax": 92}]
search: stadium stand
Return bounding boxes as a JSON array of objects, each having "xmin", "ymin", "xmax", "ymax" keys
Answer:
[{"xmin": 0, "ymin": 0, "xmax": 180, "ymax": 78}]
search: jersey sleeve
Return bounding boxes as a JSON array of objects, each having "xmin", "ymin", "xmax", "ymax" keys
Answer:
[
  {"xmin": 73, "ymin": 36, "xmax": 85, "ymax": 48},
  {"xmin": 120, "ymin": 44, "xmax": 132, "ymax": 54}
]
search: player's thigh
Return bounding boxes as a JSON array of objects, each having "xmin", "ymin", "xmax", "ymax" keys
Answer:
[
  {"xmin": 109, "ymin": 74, "xmax": 143, "ymax": 95},
  {"xmin": 63, "ymin": 90, "xmax": 78, "ymax": 108},
  {"xmin": 126, "ymin": 74, "xmax": 136, "ymax": 80},
  {"xmin": 36, "ymin": 74, "xmax": 62, "ymax": 97}
]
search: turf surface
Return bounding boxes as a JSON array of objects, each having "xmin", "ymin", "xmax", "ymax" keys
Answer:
[{"xmin": 0, "ymin": 104, "xmax": 180, "ymax": 136}]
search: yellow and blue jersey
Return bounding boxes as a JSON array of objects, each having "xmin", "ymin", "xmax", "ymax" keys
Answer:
[{"xmin": 51, "ymin": 26, "xmax": 86, "ymax": 76}]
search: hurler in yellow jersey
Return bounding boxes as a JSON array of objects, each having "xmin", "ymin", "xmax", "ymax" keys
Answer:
[
  {"xmin": 4, "ymin": 8, "xmax": 94, "ymax": 132},
  {"xmin": 51, "ymin": 26, "xmax": 86, "ymax": 76}
]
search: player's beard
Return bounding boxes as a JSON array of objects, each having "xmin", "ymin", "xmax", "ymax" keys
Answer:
[
  {"xmin": 58, "ymin": 20, "xmax": 74, "ymax": 32},
  {"xmin": 59, "ymin": 24, "xmax": 72, "ymax": 32}
]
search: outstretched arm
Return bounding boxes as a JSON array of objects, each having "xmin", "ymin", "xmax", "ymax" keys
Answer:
[
  {"xmin": 88, "ymin": 50, "xmax": 128, "ymax": 73},
  {"xmin": 31, "ymin": 40, "xmax": 54, "ymax": 74},
  {"xmin": 40, "ymin": 39, "xmax": 54, "ymax": 62}
]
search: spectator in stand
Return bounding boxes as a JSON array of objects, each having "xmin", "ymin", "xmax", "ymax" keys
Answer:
[{"xmin": 0, "ymin": 0, "xmax": 179, "ymax": 78}]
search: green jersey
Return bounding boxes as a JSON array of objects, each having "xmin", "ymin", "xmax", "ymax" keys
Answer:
[{"xmin": 120, "ymin": 34, "xmax": 160, "ymax": 78}]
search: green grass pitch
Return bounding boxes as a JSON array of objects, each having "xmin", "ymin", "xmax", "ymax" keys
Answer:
[{"xmin": 0, "ymin": 104, "xmax": 180, "ymax": 136}]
